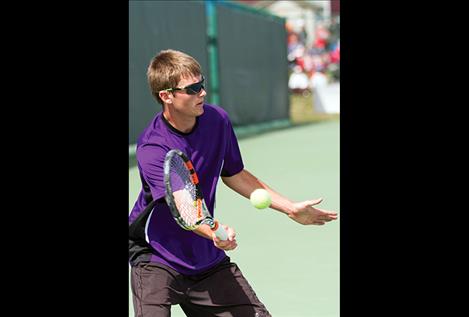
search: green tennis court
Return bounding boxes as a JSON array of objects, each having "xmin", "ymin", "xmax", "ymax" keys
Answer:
[{"xmin": 129, "ymin": 119, "xmax": 340, "ymax": 317}]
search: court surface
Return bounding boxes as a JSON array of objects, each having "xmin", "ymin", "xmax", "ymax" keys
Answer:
[{"xmin": 129, "ymin": 119, "xmax": 340, "ymax": 317}]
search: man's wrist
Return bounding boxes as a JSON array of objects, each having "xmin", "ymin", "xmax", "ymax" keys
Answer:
[{"xmin": 278, "ymin": 202, "xmax": 296, "ymax": 217}]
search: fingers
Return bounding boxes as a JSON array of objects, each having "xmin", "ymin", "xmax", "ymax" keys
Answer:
[
  {"xmin": 318, "ymin": 213, "xmax": 337, "ymax": 222},
  {"xmin": 307, "ymin": 199, "xmax": 338, "ymax": 216},
  {"xmin": 306, "ymin": 200, "xmax": 338, "ymax": 217},
  {"xmin": 291, "ymin": 199, "xmax": 339, "ymax": 225},
  {"xmin": 223, "ymin": 225, "xmax": 236, "ymax": 241},
  {"xmin": 308, "ymin": 198, "xmax": 323, "ymax": 206},
  {"xmin": 213, "ymin": 235, "xmax": 238, "ymax": 251},
  {"xmin": 309, "ymin": 213, "xmax": 338, "ymax": 225},
  {"xmin": 213, "ymin": 225, "xmax": 238, "ymax": 251},
  {"xmin": 223, "ymin": 240, "xmax": 238, "ymax": 251}
]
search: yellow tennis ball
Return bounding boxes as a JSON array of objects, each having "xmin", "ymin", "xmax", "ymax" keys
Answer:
[{"xmin": 250, "ymin": 189, "xmax": 271, "ymax": 209}]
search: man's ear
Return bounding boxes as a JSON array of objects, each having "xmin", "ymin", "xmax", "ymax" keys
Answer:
[{"xmin": 159, "ymin": 90, "xmax": 172, "ymax": 104}]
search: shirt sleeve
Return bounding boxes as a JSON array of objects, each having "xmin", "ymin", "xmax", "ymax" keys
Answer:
[
  {"xmin": 221, "ymin": 117, "xmax": 244, "ymax": 177},
  {"xmin": 136, "ymin": 144, "xmax": 167, "ymax": 201}
]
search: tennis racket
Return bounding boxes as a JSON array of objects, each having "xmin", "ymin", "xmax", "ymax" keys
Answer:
[{"xmin": 163, "ymin": 149, "xmax": 228, "ymax": 241}]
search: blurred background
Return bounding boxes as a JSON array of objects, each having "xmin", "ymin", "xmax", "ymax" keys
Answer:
[{"xmin": 129, "ymin": 1, "xmax": 339, "ymax": 316}]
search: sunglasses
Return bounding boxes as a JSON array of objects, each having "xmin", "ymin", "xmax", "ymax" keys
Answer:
[{"xmin": 164, "ymin": 76, "xmax": 205, "ymax": 95}]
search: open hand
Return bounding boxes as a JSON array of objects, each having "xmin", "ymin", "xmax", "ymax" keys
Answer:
[{"xmin": 289, "ymin": 198, "xmax": 338, "ymax": 225}]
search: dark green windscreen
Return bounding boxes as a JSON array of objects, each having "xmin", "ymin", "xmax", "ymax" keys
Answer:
[
  {"xmin": 129, "ymin": 1, "xmax": 289, "ymax": 145},
  {"xmin": 216, "ymin": 4, "xmax": 289, "ymax": 126},
  {"xmin": 129, "ymin": 1, "xmax": 209, "ymax": 144}
]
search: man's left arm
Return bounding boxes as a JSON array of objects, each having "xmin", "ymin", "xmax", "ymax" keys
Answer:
[{"xmin": 221, "ymin": 169, "xmax": 338, "ymax": 225}]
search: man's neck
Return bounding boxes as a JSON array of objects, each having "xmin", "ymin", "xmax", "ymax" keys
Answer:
[{"xmin": 163, "ymin": 110, "xmax": 196, "ymax": 133}]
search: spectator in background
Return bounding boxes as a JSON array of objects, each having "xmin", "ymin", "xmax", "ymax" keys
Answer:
[
  {"xmin": 314, "ymin": 23, "xmax": 329, "ymax": 51},
  {"xmin": 286, "ymin": 17, "xmax": 340, "ymax": 85},
  {"xmin": 330, "ymin": 40, "xmax": 340, "ymax": 64},
  {"xmin": 298, "ymin": 25, "xmax": 308, "ymax": 46},
  {"xmin": 327, "ymin": 40, "xmax": 340, "ymax": 81},
  {"xmin": 287, "ymin": 32, "xmax": 305, "ymax": 66},
  {"xmin": 327, "ymin": 16, "xmax": 340, "ymax": 51},
  {"xmin": 288, "ymin": 65, "xmax": 310, "ymax": 95},
  {"xmin": 311, "ymin": 70, "xmax": 328, "ymax": 89}
]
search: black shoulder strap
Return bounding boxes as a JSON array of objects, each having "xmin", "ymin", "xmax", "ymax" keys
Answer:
[
  {"xmin": 129, "ymin": 180, "xmax": 158, "ymax": 266},
  {"xmin": 130, "ymin": 176, "xmax": 157, "ymax": 239},
  {"xmin": 142, "ymin": 178, "xmax": 154, "ymax": 205}
]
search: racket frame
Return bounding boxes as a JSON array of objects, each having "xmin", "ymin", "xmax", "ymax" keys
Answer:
[{"xmin": 164, "ymin": 149, "xmax": 227, "ymax": 240}]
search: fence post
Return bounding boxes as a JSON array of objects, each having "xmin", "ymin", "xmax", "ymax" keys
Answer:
[{"xmin": 205, "ymin": 0, "xmax": 220, "ymax": 106}]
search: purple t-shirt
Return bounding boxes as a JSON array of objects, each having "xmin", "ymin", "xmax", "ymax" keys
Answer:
[{"xmin": 129, "ymin": 104, "xmax": 244, "ymax": 275}]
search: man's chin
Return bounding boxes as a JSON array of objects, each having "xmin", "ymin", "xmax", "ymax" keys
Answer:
[{"xmin": 195, "ymin": 103, "xmax": 204, "ymax": 115}]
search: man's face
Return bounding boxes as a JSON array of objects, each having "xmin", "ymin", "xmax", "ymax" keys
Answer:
[{"xmin": 169, "ymin": 74, "xmax": 206, "ymax": 118}]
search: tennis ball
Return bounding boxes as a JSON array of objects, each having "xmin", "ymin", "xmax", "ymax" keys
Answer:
[{"xmin": 250, "ymin": 189, "xmax": 271, "ymax": 209}]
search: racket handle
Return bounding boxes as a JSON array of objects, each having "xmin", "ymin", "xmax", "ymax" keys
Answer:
[{"xmin": 212, "ymin": 221, "xmax": 228, "ymax": 241}]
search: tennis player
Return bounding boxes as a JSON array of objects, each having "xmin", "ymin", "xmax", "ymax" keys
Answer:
[{"xmin": 129, "ymin": 49, "xmax": 338, "ymax": 317}]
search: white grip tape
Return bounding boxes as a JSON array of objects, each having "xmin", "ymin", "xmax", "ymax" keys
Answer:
[{"xmin": 214, "ymin": 224, "xmax": 228, "ymax": 241}]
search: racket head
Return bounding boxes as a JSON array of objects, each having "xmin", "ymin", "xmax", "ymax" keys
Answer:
[{"xmin": 163, "ymin": 149, "xmax": 212, "ymax": 230}]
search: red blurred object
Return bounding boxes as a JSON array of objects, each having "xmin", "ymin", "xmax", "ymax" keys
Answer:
[
  {"xmin": 330, "ymin": 44, "xmax": 340, "ymax": 63},
  {"xmin": 314, "ymin": 25, "xmax": 329, "ymax": 50},
  {"xmin": 331, "ymin": 0, "xmax": 340, "ymax": 15}
]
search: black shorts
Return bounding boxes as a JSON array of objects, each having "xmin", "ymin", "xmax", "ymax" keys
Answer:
[{"xmin": 131, "ymin": 257, "xmax": 271, "ymax": 317}]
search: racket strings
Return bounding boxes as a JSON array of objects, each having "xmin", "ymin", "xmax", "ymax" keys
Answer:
[{"xmin": 169, "ymin": 157, "xmax": 199, "ymax": 227}]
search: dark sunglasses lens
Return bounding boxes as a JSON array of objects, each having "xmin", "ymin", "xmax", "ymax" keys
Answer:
[{"xmin": 186, "ymin": 82, "xmax": 204, "ymax": 95}]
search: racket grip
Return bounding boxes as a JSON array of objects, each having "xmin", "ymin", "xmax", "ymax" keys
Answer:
[{"xmin": 212, "ymin": 221, "xmax": 228, "ymax": 241}]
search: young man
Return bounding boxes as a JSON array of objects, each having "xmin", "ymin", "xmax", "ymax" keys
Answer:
[{"xmin": 129, "ymin": 49, "xmax": 338, "ymax": 317}]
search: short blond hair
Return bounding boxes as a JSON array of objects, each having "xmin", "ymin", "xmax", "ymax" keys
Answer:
[{"xmin": 147, "ymin": 49, "xmax": 202, "ymax": 105}]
